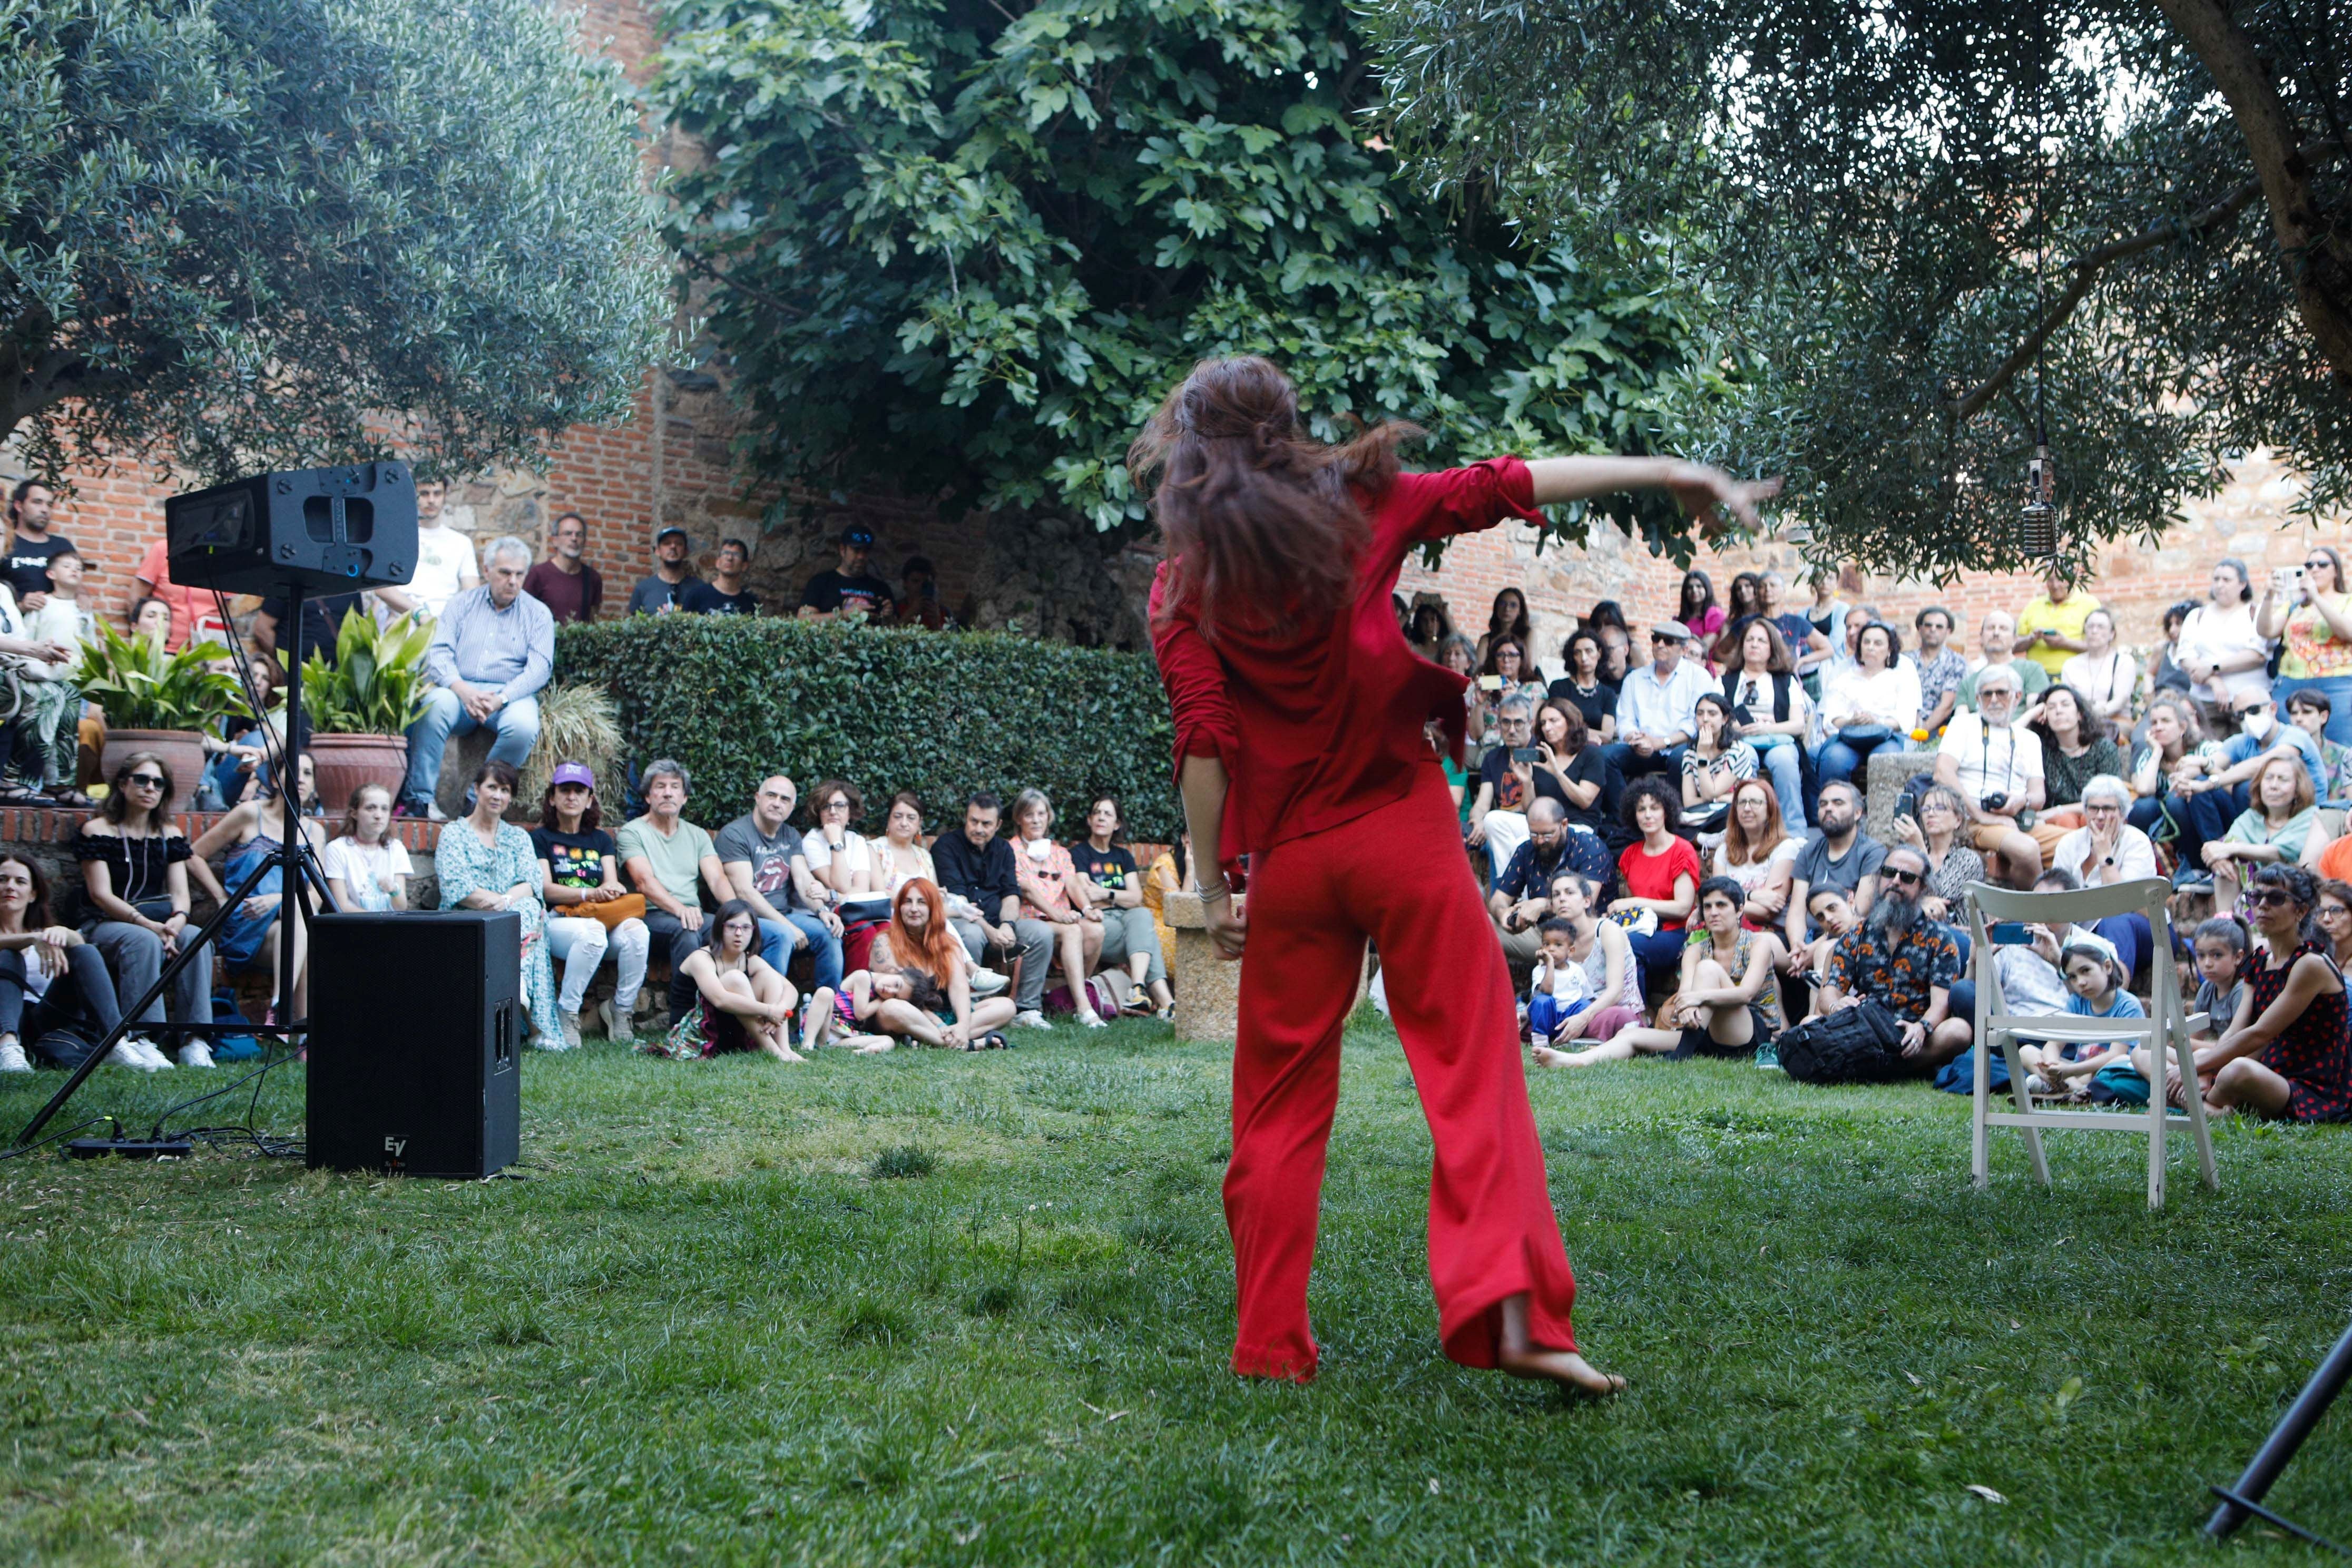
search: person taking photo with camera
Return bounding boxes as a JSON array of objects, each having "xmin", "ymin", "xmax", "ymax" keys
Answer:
[{"xmin": 1931, "ymin": 663, "xmax": 2044, "ymax": 888}]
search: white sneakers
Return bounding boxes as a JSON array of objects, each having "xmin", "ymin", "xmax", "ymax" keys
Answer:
[
  {"xmin": 108, "ymin": 1037, "xmax": 173, "ymax": 1072},
  {"xmin": 970, "ymin": 968, "xmax": 1010, "ymax": 997},
  {"xmin": 1012, "ymin": 1009, "xmax": 1053, "ymax": 1031},
  {"xmin": 178, "ymin": 1040, "xmax": 215, "ymax": 1069},
  {"xmin": 1078, "ymin": 1012, "xmax": 1108, "ymax": 1029},
  {"xmin": 0, "ymin": 1037, "xmax": 28, "ymax": 1073},
  {"xmin": 560, "ymin": 1009, "xmax": 584, "ymax": 1050}
]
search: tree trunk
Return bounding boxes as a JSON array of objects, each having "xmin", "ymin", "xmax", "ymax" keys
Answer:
[{"xmin": 2154, "ymin": 0, "xmax": 2352, "ymax": 390}]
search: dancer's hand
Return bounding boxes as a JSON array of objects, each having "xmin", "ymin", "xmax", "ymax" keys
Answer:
[
  {"xmin": 1204, "ymin": 893, "xmax": 1246, "ymax": 960},
  {"xmin": 1665, "ymin": 463, "xmax": 1782, "ymax": 537}
]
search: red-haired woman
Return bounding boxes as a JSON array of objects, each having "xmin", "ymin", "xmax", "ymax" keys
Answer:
[
  {"xmin": 1138, "ymin": 355, "xmax": 1774, "ymax": 1394},
  {"xmin": 856, "ymin": 877, "xmax": 1013, "ymax": 1049}
]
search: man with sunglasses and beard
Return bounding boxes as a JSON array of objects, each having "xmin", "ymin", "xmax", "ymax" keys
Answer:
[{"xmin": 1815, "ymin": 845, "xmax": 1972, "ymax": 1070}]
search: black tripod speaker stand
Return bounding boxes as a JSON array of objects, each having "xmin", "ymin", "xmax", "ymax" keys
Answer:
[
  {"xmin": 8, "ymin": 581, "xmax": 336, "ymax": 1155},
  {"xmin": 8, "ymin": 462, "xmax": 418, "ymax": 1157},
  {"xmin": 2206, "ymin": 1314, "xmax": 2352, "ymax": 1554}
]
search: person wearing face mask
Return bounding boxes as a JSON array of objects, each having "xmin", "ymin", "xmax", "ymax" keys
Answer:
[{"xmin": 2163, "ymin": 685, "xmax": 2329, "ymax": 883}]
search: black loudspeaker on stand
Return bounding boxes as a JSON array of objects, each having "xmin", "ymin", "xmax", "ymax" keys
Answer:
[{"xmin": 308, "ymin": 911, "xmax": 520, "ymax": 1179}]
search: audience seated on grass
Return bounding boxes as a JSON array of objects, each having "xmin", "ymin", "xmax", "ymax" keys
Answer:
[
  {"xmin": 1070, "ymin": 795, "xmax": 1172, "ymax": 1018},
  {"xmin": 2317, "ymin": 881, "xmax": 2352, "ymax": 971},
  {"xmin": 619, "ymin": 759, "xmax": 734, "ymax": 1031},
  {"xmin": 436, "ymin": 761, "xmax": 564, "ymax": 1052},
  {"xmin": 832, "ymin": 879, "xmax": 1015, "ymax": 1051},
  {"xmin": 1784, "ymin": 780, "xmax": 1884, "ymax": 970},
  {"xmin": 653, "ymin": 900, "xmax": 817, "ymax": 1063},
  {"xmin": 191, "ymin": 751, "xmax": 324, "ymax": 1027},
  {"xmin": 1492, "ymin": 798, "xmax": 1582, "ymax": 979},
  {"xmin": 2037, "ymin": 776, "xmax": 2158, "ymax": 979},
  {"xmin": 2012, "ymin": 939, "xmax": 2143, "ymax": 1098},
  {"xmin": 2190, "ymin": 916, "xmax": 2251, "ymax": 1046},
  {"xmin": 1612, "ymin": 778, "xmax": 1699, "ymax": 987},
  {"xmin": 714, "ymin": 775, "xmax": 846, "ymax": 992},
  {"xmin": 1790, "ymin": 884, "xmax": 1859, "ymax": 986},
  {"xmin": 321, "ymin": 783, "xmax": 412, "ymax": 914},
  {"xmin": 2164, "ymin": 864, "xmax": 2352, "ymax": 1122},
  {"xmin": 75, "ymin": 751, "xmax": 214, "ymax": 1066},
  {"xmin": 532, "ymin": 762, "xmax": 650, "ymax": 1045},
  {"xmin": 933, "ymin": 791, "xmax": 1055, "ymax": 1030},
  {"xmin": 1713, "ymin": 778, "xmax": 1799, "ymax": 931},
  {"xmin": 1553, "ymin": 877, "xmax": 1788, "ymax": 1067},
  {"xmin": 1814, "ymin": 845, "xmax": 1968, "ymax": 1070},
  {"xmin": 0, "ymin": 854, "xmax": 126, "ymax": 1074},
  {"xmin": 1010, "ymin": 788, "xmax": 1107, "ymax": 1028},
  {"xmin": 1527, "ymin": 874, "xmax": 1646, "ymax": 1067}
]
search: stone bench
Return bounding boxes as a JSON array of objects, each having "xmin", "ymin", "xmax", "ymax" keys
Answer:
[{"xmin": 1864, "ymin": 749, "xmax": 1938, "ymax": 841}]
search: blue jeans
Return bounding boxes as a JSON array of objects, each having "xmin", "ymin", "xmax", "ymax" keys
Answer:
[
  {"xmin": 1750, "ymin": 738, "xmax": 1807, "ymax": 831},
  {"xmin": 756, "ymin": 912, "xmax": 844, "ymax": 991},
  {"xmin": 1626, "ymin": 926, "xmax": 1690, "ymax": 994},
  {"xmin": 2274, "ymin": 674, "xmax": 2352, "ymax": 748},
  {"xmin": 1813, "ymin": 731, "xmax": 1899, "ymax": 790},
  {"xmin": 2161, "ymin": 783, "xmax": 2246, "ymax": 874},
  {"xmin": 401, "ymin": 686, "xmax": 541, "ymax": 806}
]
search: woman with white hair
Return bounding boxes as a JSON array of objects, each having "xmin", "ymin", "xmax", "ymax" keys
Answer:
[{"xmin": 2046, "ymin": 773, "xmax": 2160, "ymax": 980}]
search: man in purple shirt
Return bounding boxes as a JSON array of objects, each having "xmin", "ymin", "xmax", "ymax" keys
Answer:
[{"xmin": 521, "ymin": 511, "xmax": 604, "ymax": 624}]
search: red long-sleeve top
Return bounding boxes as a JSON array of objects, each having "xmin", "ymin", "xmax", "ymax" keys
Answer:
[{"xmin": 1150, "ymin": 457, "xmax": 1544, "ymax": 883}]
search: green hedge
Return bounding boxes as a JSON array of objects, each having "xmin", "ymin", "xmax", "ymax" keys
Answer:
[{"xmin": 554, "ymin": 618, "xmax": 1179, "ymax": 840}]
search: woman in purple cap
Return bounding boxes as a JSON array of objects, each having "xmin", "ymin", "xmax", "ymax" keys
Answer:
[{"xmin": 533, "ymin": 761, "xmax": 650, "ymax": 1045}]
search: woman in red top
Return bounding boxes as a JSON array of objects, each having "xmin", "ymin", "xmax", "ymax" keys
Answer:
[{"xmin": 1140, "ymin": 356, "xmax": 1773, "ymax": 1393}]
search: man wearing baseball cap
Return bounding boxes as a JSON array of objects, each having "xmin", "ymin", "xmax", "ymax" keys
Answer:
[
  {"xmin": 1603, "ymin": 621, "xmax": 1712, "ymax": 780},
  {"xmin": 625, "ymin": 524, "xmax": 703, "ymax": 616},
  {"xmin": 797, "ymin": 523, "xmax": 898, "ymax": 623}
]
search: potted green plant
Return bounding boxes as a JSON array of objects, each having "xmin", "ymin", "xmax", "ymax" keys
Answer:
[
  {"xmin": 77, "ymin": 625, "xmax": 243, "ymax": 813},
  {"xmin": 300, "ymin": 609, "xmax": 434, "ymax": 813}
]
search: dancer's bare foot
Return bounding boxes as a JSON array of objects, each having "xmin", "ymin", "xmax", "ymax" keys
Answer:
[
  {"xmin": 1496, "ymin": 1345, "xmax": 1626, "ymax": 1396},
  {"xmin": 1496, "ymin": 1292, "xmax": 1624, "ymax": 1395}
]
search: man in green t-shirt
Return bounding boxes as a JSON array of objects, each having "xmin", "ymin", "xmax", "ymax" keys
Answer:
[
  {"xmin": 1957, "ymin": 610, "xmax": 2052, "ymax": 713},
  {"xmin": 617, "ymin": 759, "xmax": 733, "ymax": 1026}
]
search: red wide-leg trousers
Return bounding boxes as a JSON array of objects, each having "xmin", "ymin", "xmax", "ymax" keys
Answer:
[{"xmin": 1226, "ymin": 765, "xmax": 1579, "ymax": 1380}]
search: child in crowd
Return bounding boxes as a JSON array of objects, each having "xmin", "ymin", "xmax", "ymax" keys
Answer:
[
  {"xmin": 2022, "ymin": 942, "xmax": 2145, "ymax": 1095},
  {"xmin": 807, "ymin": 969, "xmax": 899, "ymax": 1054},
  {"xmin": 1792, "ymin": 886, "xmax": 1857, "ymax": 1009},
  {"xmin": 2190, "ymin": 915, "xmax": 2250, "ymax": 1044},
  {"xmin": 320, "ymin": 783, "xmax": 412, "ymax": 913},
  {"xmin": 1524, "ymin": 917, "xmax": 1593, "ymax": 1043},
  {"xmin": 813, "ymin": 967, "xmax": 1006, "ymax": 1052}
]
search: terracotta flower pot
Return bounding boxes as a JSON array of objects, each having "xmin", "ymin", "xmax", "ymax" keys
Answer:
[
  {"xmin": 99, "ymin": 729, "xmax": 210, "ymax": 817},
  {"xmin": 309, "ymin": 733, "xmax": 409, "ymax": 817}
]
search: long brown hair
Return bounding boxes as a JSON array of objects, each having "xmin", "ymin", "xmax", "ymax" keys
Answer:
[{"xmin": 1131, "ymin": 356, "xmax": 1419, "ymax": 639}]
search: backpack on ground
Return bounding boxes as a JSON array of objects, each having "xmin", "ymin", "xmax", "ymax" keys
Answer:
[{"xmin": 1776, "ymin": 999, "xmax": 1908, "ymax": 1085}]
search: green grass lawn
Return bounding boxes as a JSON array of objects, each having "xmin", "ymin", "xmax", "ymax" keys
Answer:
[{"xmin": 3, "ymin": 1014, "xmax": 2350, "ymax": 1565}]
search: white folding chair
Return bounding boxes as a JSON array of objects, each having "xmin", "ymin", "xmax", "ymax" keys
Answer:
[{"xmin": 1964, "ymin": 878, "xmax": 2218, "ymax": 1209}]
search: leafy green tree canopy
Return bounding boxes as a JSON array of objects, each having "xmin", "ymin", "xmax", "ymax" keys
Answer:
[
  {"xmin": 3, "ymin": 0, "xmax": 670, "ymax": 484},
  {"xmin": 1363, "ymin": 0, "xmax": 2352, "ymax": 576},
  {"xmin": 656, "ymin": 0, "xmax": 1724, "ymax": 552}
]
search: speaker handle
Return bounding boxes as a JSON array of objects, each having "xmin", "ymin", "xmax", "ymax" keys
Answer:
[{"xmin": 493, "ymin": 999, "xmax": 515, "ymax": 1069}]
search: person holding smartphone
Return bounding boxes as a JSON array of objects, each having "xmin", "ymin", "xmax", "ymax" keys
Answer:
[{"xmin": 2260, "ymin": 545, "xmax": 2352, "ymax": 747}]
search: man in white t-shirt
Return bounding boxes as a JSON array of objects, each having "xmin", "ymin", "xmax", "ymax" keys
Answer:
[
  {"xmin": 378, "ymin": 478, "xmax": 479, "ymax": 621},
  {"xmin": 1932, "ymin": 663, "xmax": 2044, "ymax": 888}
]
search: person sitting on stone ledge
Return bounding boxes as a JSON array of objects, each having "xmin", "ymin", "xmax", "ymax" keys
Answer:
[
  {"xmin": 618, "ymin": 758, "xmax": 734, "ymax": 1032},
  {"xmin": 522, "ymin": 511, "xmax": 603, "ymax": 625},
  {"xmin": 321, "ymin": 782, "xmax": 413, "ymax": 914},
  {"xmin": 1071, "ymin": 794, "xmax": 1172, "ymax": 1018},
  {"xmin": 0, "ymin": 853, "xmax": 131, "ymax": 1074},
  {"xmin": 533, "ymin": 762, "xmax": 650, "ymax": 1046},
  {"xmin": 435, "ymin": 760, "xmax": 564, "ymax": 1052},
  {"xmin": 73, "ymin": 753, "xmax": 213, "ymax": 1066},
  {"xmin": 874, "ymin": 790, "xmax": 938, "ymax": 894},
  {"xmin": 191, "ymin": 750, "xmax": 325, "ymax": 1027},
  {"xmin": 933, "ymin": 790, "xmax": 1057, "ymax": 1030},
  {"xmin": 714, "ymin": 774, "xmax": 846, "ymax": 994},
  {"xmin": 680, "ymin": 537, "xmax": 760, "ymax": 616},
  {"xmin": 21, "ymin": 548, "xmax": 92, "ymax": 807},
  {"xmin": 399, "ymin": 536, "xmax": 552, "ymax": 822},
  {"xmin": 0, "ymin": 574, "xmax": 76, "ymax": 806},
  {"xmin": 1011, "ymin": 788, "xmax": 1108, "ymax": 1028}
]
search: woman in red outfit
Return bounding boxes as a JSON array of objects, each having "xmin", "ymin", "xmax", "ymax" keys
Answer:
[{"xmin": 1136, "ymin": 357, "xmax": 1774, "ymax": 1393}]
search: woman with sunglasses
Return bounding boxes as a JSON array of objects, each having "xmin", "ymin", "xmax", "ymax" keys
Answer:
[
  {"xmin": 72, "ymin": 751, "xmax": 214, "ymax": 1065},
  {"xmin": 2260, "ymin": 544, "xmax": 2352, "ymax": 748},
  {"xmin": 2170, "ymin": 864, "xmax": 2352, "ymax": 1122}
]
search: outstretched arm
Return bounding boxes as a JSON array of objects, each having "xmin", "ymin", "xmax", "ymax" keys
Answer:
[{"xmin": 1524, "ymin": 457, "xmax": 1780, "ymax": 535}]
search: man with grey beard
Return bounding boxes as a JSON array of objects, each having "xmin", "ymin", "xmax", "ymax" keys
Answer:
[{"xmin": 1814, "ymin": 845, "xmax": 1972, "ymax": 1070}]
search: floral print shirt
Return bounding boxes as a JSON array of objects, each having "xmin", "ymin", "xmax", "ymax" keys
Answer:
[{"xmin": 1825, "ymin": 920, "xmax": 1962, "ymax": 1023}]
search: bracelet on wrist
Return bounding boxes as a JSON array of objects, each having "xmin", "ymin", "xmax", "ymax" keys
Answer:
[{"xmin": 1199, "ymin": 881, "xmax": 1231, "ymax": 903}]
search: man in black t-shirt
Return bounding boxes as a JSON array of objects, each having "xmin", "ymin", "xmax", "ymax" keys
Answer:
[
  {"xmin": 679, "ymin": 538, "xmax": 760, "ymax": 615},
  {"xmin": 798, "ymin": 524, "xmax": 898, "ymax": 622},
  {"xmin": 3, "ymin": 480, "xmax": 74, "ymax": 611}
]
